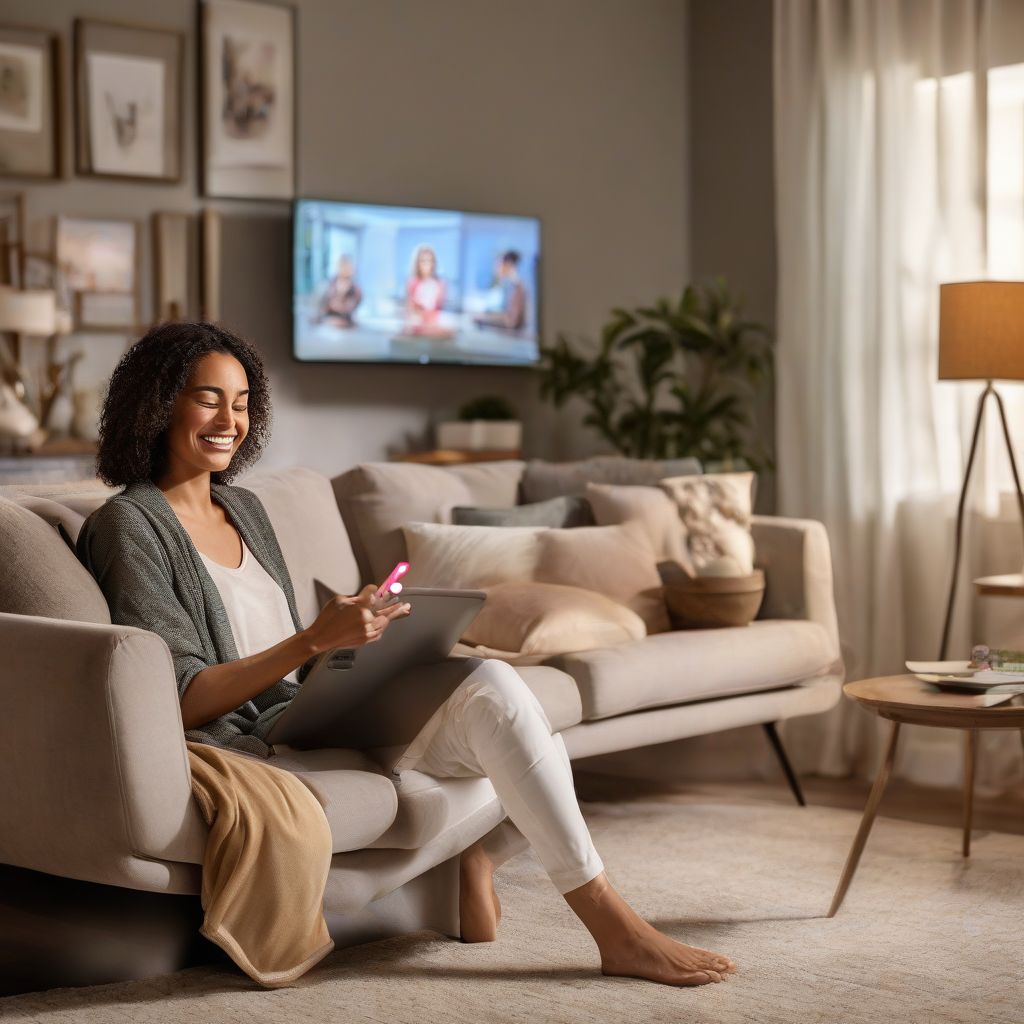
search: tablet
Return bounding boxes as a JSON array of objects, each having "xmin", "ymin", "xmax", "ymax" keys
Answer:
[{"xmin": 265, "ymin": 586, "xmax": 486, "ymax": 749}]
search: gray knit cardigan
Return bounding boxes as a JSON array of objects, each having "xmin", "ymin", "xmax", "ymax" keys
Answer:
[{"xmin": 76, "ymin": 478, "xmax": 313, "ymax": 757}]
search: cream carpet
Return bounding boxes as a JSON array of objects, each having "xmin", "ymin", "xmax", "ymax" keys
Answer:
[{"xmin": 1, "ymin": 792, "xmax": 1021, "ymax": 1024}]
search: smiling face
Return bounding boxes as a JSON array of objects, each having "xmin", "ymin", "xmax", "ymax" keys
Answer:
[{"xmin": 163, "ymin": 351, "xmax": 249, "ymax": 481}]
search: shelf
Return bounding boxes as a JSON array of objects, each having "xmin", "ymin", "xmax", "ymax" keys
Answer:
[
  {"xmin": 392, "ymin": 448, "xmax": 522, "ymax": 465},
  {"xmin": 973, "ymin": 574, "xmax": 1024, "ymax": 597}
]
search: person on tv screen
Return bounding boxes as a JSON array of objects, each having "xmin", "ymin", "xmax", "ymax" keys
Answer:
[
  {"xmin": 313, "ymin": 254, "xmax": 363, "ymax": 329},
  {"xmin": 404, "ymin": 244, "xmax": 451, "ymax": 337},
  {"xmin": 474, "ymin": 250, "xmax": 528, "ymax": 332}
]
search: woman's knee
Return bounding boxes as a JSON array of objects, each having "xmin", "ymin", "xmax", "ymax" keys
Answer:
[{"xmin": 462, "ymin": 659, "xmax": 551, "ymax": 733}]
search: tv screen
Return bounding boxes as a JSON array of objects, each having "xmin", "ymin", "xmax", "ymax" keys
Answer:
[{"xmin": 293, "ymin": 199, "xmax": 541, "ymax": 366}]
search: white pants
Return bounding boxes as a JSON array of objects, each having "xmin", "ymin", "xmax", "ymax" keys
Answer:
[{"xmin": 393, "ymin": 658, "xmax": 605, "ymax": 895}]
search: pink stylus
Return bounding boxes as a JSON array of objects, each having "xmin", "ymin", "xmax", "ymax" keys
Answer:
[{"xmin": 374, "ymin": 561, "xmax": 410, "ymax": 602}]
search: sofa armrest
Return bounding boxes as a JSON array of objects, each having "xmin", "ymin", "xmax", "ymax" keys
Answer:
[
  {"xmin": 751, "ymin": 515, "xmax": 843, "ymax": 670},
  {"xmin": 0, "ymin": 612, "xmax": 206, "ymax": 885}
]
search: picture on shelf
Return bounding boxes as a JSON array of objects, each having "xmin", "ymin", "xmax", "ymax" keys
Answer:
[
  {"xmin": 201, "ymin": 0, "xmax": 295, "ymax": 199},
  {"xmin": 74, "ymin": 19, "xmax": 183, "ymax": 181},
  {"xmin": 56, "ymin": 216, "xmax": 139, "ymax": 331},
  {"xmin": 0, "ymin": 27, "xmax": 58, "ymax": 179}
]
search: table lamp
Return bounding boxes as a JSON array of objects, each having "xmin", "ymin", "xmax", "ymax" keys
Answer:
[{"xmin": 937, "ymin": 281, "xmax": 1024, "ymax": 659}]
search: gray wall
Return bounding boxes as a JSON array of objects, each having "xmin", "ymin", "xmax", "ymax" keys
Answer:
[{"xmin": 6, "ymin": 0, "xmax": 691, "ymax": 476}]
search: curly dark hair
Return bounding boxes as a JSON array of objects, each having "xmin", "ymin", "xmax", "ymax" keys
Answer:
[{"xmin": 95, "ymin": 321, "xmax": 272, "ymax": 487}]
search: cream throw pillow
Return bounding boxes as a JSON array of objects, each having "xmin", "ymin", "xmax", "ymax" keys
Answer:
[
  {"xmin": 462, "ymin": 581, "xmax": 646, "ymax": 655},
  {"xmin": 585, "ymin": 482, "xmax": 693, "ymax": 573},
  {"xmin": 534, "ymin": 520, "xmax": 671, "ymax": 634},
  {"xmin": 657, "ymin": 471, "xmax": 755, "ymax": 575},
  {"xmin": 400, "ymin": 522, "xmax": 547, "ymax": 589}
]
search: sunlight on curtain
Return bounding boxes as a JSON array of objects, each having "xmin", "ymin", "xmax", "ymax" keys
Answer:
[{"xmin": 774, "ymin": 0, "xmax": 1024, "ymax": 792}]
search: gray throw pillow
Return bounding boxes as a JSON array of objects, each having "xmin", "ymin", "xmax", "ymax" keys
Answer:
[
  {"xmin": 452, "ymin": 495, "xmax": 595, "ymax": 528},
  {"xmin": 521, "ymin": 455, "xmax": 702, "ymax": 503}
]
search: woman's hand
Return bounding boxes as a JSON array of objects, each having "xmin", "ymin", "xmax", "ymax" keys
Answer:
[{"xmin": 303, "ymin": 583, "xmax": 411, "ymax": 655}]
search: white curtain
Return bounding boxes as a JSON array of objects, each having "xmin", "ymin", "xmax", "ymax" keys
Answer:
[{"xmin": 774, "ymin": 0, "xmax": 1024, "ymax": 791}]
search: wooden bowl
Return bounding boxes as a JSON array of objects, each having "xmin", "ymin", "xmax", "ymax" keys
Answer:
[{"xmin": 664, "ymin": 570, "xmax": 765, "ymax": 629}]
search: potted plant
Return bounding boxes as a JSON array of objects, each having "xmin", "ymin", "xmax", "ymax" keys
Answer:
[
  {"xmin": 536, "ymin": 278, "xmax": 773, "ymax": 470},
  {"xmin": 436, "ymin": 394, "xmax": 522, "ymax": 451}
]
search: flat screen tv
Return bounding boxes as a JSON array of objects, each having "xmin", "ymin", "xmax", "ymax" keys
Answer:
[{"xmin": 293, "ymin": 198, "xmax": 541, "ymax": 366}]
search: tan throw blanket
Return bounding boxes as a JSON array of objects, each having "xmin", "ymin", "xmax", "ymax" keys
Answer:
[{"xmin": 186, "ymin": 741, "xmax": 335, "ymax": 987}]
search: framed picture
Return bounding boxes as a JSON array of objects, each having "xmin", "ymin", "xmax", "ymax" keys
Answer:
[
  {"xmin": 199, "ymin": 0, "xmax": 295, "ymax": 200},
  {"xmin": 152, "ymin": 211, "xmax": 191, "ymax": 323},
  {"xmin": 0, "ymin": 26, "xmax": 59, "ymax": 179},
  {"xmin": 56, "ymin": 216, "xmax": 140, "ymax": 331},
  {"xmin": 74, "ymin": 19, "xmax": 183, "ymax": 182}
]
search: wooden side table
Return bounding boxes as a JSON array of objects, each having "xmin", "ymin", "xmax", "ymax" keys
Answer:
[{"xmin": 828, "ymin": 675, "xmax": 1024, "ymax": 917}]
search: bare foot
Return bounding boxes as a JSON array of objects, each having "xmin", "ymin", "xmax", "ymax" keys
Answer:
[
  {"xmin": 600, "ymin": 921, "xmax": 738, "ymax": 987},
  {"xmin": 563, "ymin": 872, "xmax": 736, "ymax": 987},
  {"xmin": 459, "ymin": 841, "xmax": 501, "ymax": 943}
]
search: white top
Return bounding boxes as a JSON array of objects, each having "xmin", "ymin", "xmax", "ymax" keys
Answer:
[{"xmin": 199, "ymin": 537, "xmax": 299, "ymax": 684}]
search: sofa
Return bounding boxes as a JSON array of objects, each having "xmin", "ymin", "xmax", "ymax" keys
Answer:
[{"xmin": 0, "ymin": 459, "xmax": 842, "ymax": 995}]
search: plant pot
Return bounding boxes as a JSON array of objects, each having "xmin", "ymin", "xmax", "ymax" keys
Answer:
[
  {"xmin": 436, "ymin": 420, "xmax": 521, "ymax": 451},
  {"xmin": 664, "ymin": 570, "xmax": 765, "ymax": 629}
]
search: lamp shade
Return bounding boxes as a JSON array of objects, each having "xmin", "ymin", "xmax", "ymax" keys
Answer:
[
  {"xmin": 0, "ymin": 285, "xmax": 57, "ymax": 336},
  {"xmin": 939, "ymin": 281, "xmax": 1024, "ymax": 380}
]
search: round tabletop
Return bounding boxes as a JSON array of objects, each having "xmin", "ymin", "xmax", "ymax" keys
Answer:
[{"xmin": 844, "ymin": 675, "xmax": 1024, "ymax": 729}]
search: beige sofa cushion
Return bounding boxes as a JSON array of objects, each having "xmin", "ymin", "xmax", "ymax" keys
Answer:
[
  {"xmin": 585, "ymin": 482, "xmax": 691, "ymax": 569},
  {"xmin": 547, "ymin": 619, "xmax": 837, "ymax": 721},
  {"xmin": 462, "ymin": 581, "xmax": 646, "ymax": 655},
  {"xmin": 401, "ymin": 521, "xmax": 545, "ymax": 588},
  {"xmin": 0, "ymin": 495, "xmax": 111, "ymax": 623},
  {"xmin": 239, "ymin": 467, "xmax": 361, "ymax": 625},
  {"xmin": 331, "ymin": 460, "xmax": 524, "ymax": 584},
  {"xmin": 267, "ymin": 745, "xmax": 399, "ymax": 854},
  {"xmin": 534, "ymin": 521, "xmax": 671, "ymax": 634}
]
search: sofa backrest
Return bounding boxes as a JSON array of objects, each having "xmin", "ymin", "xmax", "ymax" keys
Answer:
[
  {"xmin": 331, "ymin": 460, "xmax": 525, "ymax": 585},
  {"xmin": 237, "ymin": 466, "xmax": 361, "ymax": 623}
]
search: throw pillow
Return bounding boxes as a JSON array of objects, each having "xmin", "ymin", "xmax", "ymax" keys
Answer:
[
  {"xmin": 0, "ymin": 495, "xmax": 112, "ymax": 623},
  {"xmin": 534, "ymin": 520, "xmax": 671, "ymax": 634},
  {"xmin": 331, "ymin": 460, "xmax": 524, "ymax": 584},
  {"xmin": 461, "ymin": 580, "xmax": 646, "ymax": 655},
  {"xmin": 400, "ymin": 522, "xmax": 547, "ymax": 589},
  {"xmin": 657, "ymin": 471, "xmax": 756, "ymax": 575},
  {"xmin": 584, "ymin": 482, "xmax": 693, "ymax": 573},
  {"xmin": 452, "ymin": 495, "xmax": 594, "ymax": 529},
  {"xmin": 521, "ymin": 454, "xmax": 701, "ymax": 503}
]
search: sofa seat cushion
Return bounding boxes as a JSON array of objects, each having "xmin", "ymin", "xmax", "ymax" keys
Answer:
[
  {"xmin": 266, "ymin": 745, "xmax": 398, "ymax": 854},
  {"xmin": 513, "ymin": 664, "xmax": 584, "ymax": 731},
  {"xmin": 366, "ymin": 770, "xmax": 499, "ymax": 850},
  {"xmin": 546, "ymin": 619, "xmax": 837, "ymax": 721}
]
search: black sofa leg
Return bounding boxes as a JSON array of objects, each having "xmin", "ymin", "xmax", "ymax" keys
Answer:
[{"xmin": 762, "ymin": 721, "xmax": 807, "ymax": 806}]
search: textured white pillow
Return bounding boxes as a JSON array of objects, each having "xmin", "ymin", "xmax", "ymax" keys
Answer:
[
  {"xmin": 658, "ymin": 471, "xmax": 755, "ymax": 575},
  {"xmin": 534, "ymin": 520, "xmax": 671, "ymax": 634},
  {"xmin": 462, "ymin": 581, "xmax": 646, "ymax": 655},
  {"xmin": 585, "ymin": 481, "xmax": 693, "ymax": 573},
  {"xmin": 400, "ymin": 522, "xmax": 547, "ymax": 589}
]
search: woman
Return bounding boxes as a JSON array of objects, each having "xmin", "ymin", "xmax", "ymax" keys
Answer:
[
  {"xmin": 77, "ymin": 321, "xmax": 737, "ymax": 988},
  {"xmin": 404, "ymin": 244, "xmax": 449, "ymax": 336}
]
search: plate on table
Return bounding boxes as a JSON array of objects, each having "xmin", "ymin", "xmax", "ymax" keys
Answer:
[
  {"xmin": 915, "ymin": 671, "xmax": 1024, "ymax": 690},
  {"xmin": 906, "ymin": 660, "xmax": 978, "ymax": 676}
]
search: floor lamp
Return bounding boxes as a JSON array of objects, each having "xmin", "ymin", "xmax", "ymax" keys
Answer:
[{"xmin": 937, "ymin": 281, "xmax": 1024, "ymax": 661}]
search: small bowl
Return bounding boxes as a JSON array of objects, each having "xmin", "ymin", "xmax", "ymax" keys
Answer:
[{"xmin": 664, "ymin": 570, "xmax": 766, "ymax": 629}]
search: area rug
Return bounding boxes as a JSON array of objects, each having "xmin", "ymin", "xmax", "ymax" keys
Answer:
[{"xmin": 1, "ymin": 794, "xmax": 1020, "ymax": 1023}]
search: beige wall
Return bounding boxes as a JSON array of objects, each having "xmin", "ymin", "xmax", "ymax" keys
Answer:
[{"xmin": 6, "ymin": 0, "xmax": 691, "ymax": 476}]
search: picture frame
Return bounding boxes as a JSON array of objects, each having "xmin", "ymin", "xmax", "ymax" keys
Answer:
[
  {"xmin": 0, "ymin": 26, "xmax": 60, "ymax": 180},
  {"xmin": 152, "ymin": 210, "xmax": 191, "ymax": 323},
  {"xmin": 56, "ymin": 215, "xmax": 141, "ymax": 332},
  {"xmin": 74, "ymin": 18, "xmax": 183, "ymax": 183},
  {"xmin": 198, "ymin": 0, "xmax": 296, "ymax": 200}
]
